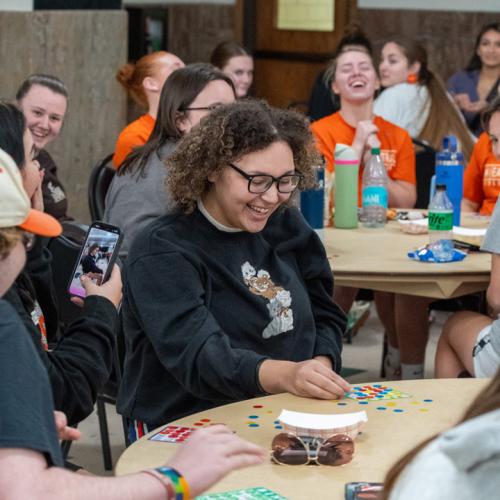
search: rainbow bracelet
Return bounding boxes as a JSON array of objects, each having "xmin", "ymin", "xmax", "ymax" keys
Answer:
[{"xmin": 155, "ymin": 467, "xmax": 190, "ymax": 500}]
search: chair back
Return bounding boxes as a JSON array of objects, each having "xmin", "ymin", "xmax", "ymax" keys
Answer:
[
  {"xmin": 88, "ymin": 154, "xmax": 115, "ymax": 221},
  {"xmin": 413, "ymin": 138, "xmax": 437, "ymax": 209},
  {"xmin": 47, "ymin": 221, "xmax": 89, "ymax": 327}
]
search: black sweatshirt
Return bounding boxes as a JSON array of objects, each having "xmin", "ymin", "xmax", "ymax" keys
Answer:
[
  {"xmin": 4, "ymin": 239, "xmax": 117, "ymax": 426},
  {"xmin": 118, "ymin": 206, "xmax": 346, "ymax": 428}
]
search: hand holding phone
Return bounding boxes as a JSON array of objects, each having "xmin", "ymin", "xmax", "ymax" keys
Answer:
[
  {"xmin": 71, "ymin": 264, "xmax": 122, "ymax": 309},
  {"xmin": 68, "ymin": 221, "xmax": 123, "ymax": 301}
]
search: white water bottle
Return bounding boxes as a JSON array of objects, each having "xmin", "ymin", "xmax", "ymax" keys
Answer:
[{"xmin": 361, "ymin": 147, "xmax": 388, "ymax": 228}]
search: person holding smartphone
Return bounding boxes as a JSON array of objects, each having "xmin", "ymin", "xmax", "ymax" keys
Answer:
[
  {"xmin": 0, "ymin": 99, "xmax": 121, "ymax": 426},
  {"xmin": 0, "ymin": 143, "xmax": 266, "ymax": 500},
  {"xmin": 118, "ymin": 100, "xmax": 349, "ymax": 440}
]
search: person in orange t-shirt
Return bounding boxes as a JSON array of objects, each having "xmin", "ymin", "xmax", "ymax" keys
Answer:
[
  {"xmin": 462, "ymin": 100, "xmax": 500, "ymax": 215},
  {"xmin": 312, "ymin": 112, "xmax": 415, "ymax": 205},
  {"xmin": 113, "ymin": 51, "xmax": 184, "ymax": 168},
  {"xmin": 312, "ymin": 41, "xmax": 424, "ymax": 381}
]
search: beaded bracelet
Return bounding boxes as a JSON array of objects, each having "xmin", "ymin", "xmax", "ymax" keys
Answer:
[{"xmin": 155, "ymin": 467, "xmax": 190, "ymax": 500}]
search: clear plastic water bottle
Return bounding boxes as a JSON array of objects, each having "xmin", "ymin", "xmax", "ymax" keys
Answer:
[
  {"xmin": 361, "ymin": 147, "xmax": 388, "ymax": 228},
  {"xmin": 428, "ymin": 184, "xmax": 454, "ymax": 261}
]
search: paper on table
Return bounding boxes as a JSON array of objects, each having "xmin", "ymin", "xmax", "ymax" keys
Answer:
[
  {"xmin": 452, "ymin": 226, "xmax": 486, "ymax": 247},
  {"xmin": 277, "ymin": 409, "xmax": 367, "ymax": 439},
  {"xmin": 452, "ymin": 227, "xmax": 487, "ymax": 236}
]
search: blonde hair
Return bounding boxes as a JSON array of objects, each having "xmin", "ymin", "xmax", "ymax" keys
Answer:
[
  {"xmin": 116, "ymin": 51, "xmax": 172, "ymax": 108},
  {"xmin": 0, "ymin": 227, "xmax": 22, "ymax": 260}
]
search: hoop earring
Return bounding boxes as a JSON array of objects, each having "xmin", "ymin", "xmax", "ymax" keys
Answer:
[{"xmin": 407, "ymin": 73, "xmax": 418, "ymax": 84}]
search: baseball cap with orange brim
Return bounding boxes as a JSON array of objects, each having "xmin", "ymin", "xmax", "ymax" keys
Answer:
[{"xmin": 0, "ymin": 148, "xmax": 62, "ymax": 237}]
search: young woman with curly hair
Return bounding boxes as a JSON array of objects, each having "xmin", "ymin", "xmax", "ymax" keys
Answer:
[{"xmin": 117, "ymin": 99, "xmax": 349, "ymax": 437}]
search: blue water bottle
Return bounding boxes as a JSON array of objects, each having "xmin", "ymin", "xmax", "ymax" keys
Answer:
[
  {"xmin": 430, "ymin": 136, "xmax": 464, "ymax": 227},
  {"xmin": 300, "ymin": 163, "xmax": 325, "ymax": 240}
]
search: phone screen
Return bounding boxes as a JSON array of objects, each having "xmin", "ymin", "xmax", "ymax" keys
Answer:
[{"xmin": 69, "ymin": 223, "xmax": 121, "ymax": 298}]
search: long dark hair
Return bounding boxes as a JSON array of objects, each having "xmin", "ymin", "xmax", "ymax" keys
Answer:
[
  {"xmin": 0, "ymin": 100, "xmax": 26, "ymax": 168},
  {"xmin": 118, "ymin": 63, "xmax": 235, "ymax": 178},
  {"xmin": 385, "ymin": 36, "xmax": 473, "ymax": 160},
  {"xmin": 465, "ymin": 22, "xmax": 500, "ymax": 72},
  {"xmin": 382, "ymin": 369, "xmax": 500, "ymax": 499}
]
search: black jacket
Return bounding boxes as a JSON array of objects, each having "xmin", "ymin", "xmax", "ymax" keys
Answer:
[{"xmin": 4, "ymin": 239, "xmax": 117, "ymax": 425}]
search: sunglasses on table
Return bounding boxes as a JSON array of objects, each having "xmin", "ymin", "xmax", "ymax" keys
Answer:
[
  {"xmin": 271, "ymin": 432, "xmax": 354, "ymax": 466},
  {"xmin": 228, "ymin": 163, "xmax": 303, "ymax": 194}
]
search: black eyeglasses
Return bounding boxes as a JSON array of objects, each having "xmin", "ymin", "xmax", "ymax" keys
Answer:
[
  {"xmin": 22, "ymin": 232, "xmax": 36, "ymax": 251},
  {"xmin": 180, "ymin": 104, "xmax": 222, "ymax": 112},
  {"xmin": 228, "ymin": 163, "xmax": 303, "ymax": 194}
]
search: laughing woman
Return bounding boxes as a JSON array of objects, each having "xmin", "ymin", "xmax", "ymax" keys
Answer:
[
  {"xmin": 16, "ymin": 74, "xmax": 70, "ymax": 220},
  {"xmin": 117, "ymin": 100, "xmax": 349, "ymax": 438}
]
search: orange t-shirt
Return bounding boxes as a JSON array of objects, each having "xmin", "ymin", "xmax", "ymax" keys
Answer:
[
  {"xmin": 112, "ymin": 114, "xmax": 155, "ymax": 169},
  {"xmin": 463, "ymin": 132, "xmax": 500, "ymax": 215},
  {"xmin": 311, "ymin": 112, "xmax": 416, "ymax": 204}
]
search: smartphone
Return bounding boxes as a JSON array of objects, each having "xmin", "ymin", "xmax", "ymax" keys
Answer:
[
  {"xmin": 345, "ymin": 482, "xmax": 383, "ymax": 500},
  {"xmin": 68, "ymin": 221, "xmax": 123, "ymax": 298}
]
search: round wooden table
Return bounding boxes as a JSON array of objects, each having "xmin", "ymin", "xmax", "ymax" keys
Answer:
[
  {"xmin": 324, "ymin": 216, "xmax": 491, "ymax": 299},
  {"xmin": 115, "ymin": 378, "xmax": 487, "ymax": 499}
]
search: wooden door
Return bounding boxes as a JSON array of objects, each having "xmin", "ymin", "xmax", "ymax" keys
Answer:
[{"xmin": 237, "ymin": 0, "xmax": 358, "ymax": 109}]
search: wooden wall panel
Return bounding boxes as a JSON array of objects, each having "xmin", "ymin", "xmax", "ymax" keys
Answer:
[
  {"xmin": 255, "ymin": 0, "xmax": 356, "ymax": 55},
  {"xmin": 358, "ymin": 9, "xmax": 500, "ymax": 81},
  {"xmin": 0, "ymin": 10, "xmax": 128, "ymax": 222},
  {"xmin": 167, "ymin": 4, "xmax": 235, "ymax": 63},
  {"xmin": 254, "ymin": 59, "xmax": 326, "ymax": 109},
  {"xmin": 251, "ymin": 0, "xmax": 358, "ymax": 107}
]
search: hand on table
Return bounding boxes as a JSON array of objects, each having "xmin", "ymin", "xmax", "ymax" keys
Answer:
[
  {"xmin": 71, "ymin": 264, "xmax": 122, "ymax": 309},
  {"xmin": 54, "ymin": 411, "xmax": 81, "ymax": 442},
  {"xmin": 167, "ymin": 425, "xmax": 266, "ymax": 497},
  {"xmin": 283, "ymin": 359, "xmax": 350, "ymax": 399}
]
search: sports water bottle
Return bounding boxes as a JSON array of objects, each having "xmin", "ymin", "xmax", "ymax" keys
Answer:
[
  {"xmin": 300, "ymin": 163, "xmax": 325, "ymax": 241},
  {"xmin": 430, "ymin": 135, "xmax": 464, "ymax": 227},
  {"xmin": 361, "ymin": 147, "xmax": 388, "ymax": 228},
  {"xmin": 333, "ymin": 143, "xmax": 359, "ymax": 228},
  {"xmin": 428, "ymin": 184, "xmax": 454, "ymax": 261}
]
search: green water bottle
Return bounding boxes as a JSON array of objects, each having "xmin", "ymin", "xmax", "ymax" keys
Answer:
[{"xmin": 333, "ymin": 143, "xmax": 359, "ymax": 228}]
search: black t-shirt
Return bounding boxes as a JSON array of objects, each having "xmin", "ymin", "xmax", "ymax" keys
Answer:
[{"xmin": 0, "ymin": 300, "xmax": 63, "ymax": 467}]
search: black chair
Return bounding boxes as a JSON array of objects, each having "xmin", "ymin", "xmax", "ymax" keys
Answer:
[
  {"xmin": 412, "ymin": 138, "xmax": 437, "ymax": 209},
  {"xmin": 88, "ymin": 153, "xmax": 115, "ymax": 221},
  {"xmin": 46, "ymin": 221, "xmax": 89, "ymax": 328}
]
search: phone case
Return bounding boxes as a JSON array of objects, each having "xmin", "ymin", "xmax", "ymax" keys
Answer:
[{"xmin": 67, "ymin": 221, "xmax": 123, "ymax": 298}]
